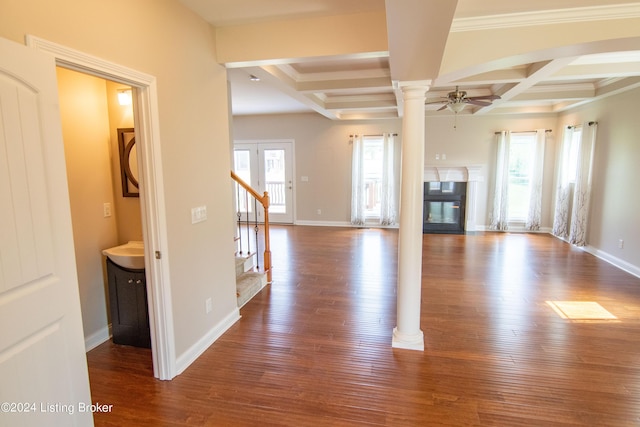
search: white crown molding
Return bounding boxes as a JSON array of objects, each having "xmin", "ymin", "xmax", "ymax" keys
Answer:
[{"xmin": 452, "ymin": 3, "xmax": 640, "ymax": 32}]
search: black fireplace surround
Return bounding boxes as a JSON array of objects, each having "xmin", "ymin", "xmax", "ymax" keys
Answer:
[{"xmin": 423, "ymin": 181, "xmax": 466, "ymax": 234}]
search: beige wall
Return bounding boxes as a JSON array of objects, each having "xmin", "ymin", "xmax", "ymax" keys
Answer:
[
  {"xmin": 1, "ymin": 0, "xmax": 238, "ymax": 360},
  {"xmin": 558, "ymin": 86, "xmax": 640, "ymax": 268},
  {"xmin": 56, "ymin": 67, "xmax": 118, "ymax": 341},
  {"xmin": 105, "ymin": 80, "xmax": 142, "ymax": 244},
  {"xmin": 233, "ymin": 114, "xmax": 403, "ymax": 224}
]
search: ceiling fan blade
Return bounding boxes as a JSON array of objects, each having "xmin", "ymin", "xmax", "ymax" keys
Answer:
[
  {"xmin": 467, "ymin": 94, "xmax": 501, "ymax": 101},
  {"xmin": 425, "ymin": 99, "xmax": 448, "ymax": 105},
  {"xmin": 437, "ymin": 104, "xmax": 448, "ymax": 111},
  {"xmin": 466, "ymin": 99, "xmax": 492, "ymax": 106}
]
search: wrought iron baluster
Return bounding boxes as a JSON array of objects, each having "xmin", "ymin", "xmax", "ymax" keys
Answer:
[
  {"xmin": 245, "ymin": 188, "xmax": 251, "ymax": 255},
  {"xmin": 236, "ymin": 183, "xmax": 243, "ymax": 254},
  {"xmin": 254, "ymin": 198, "xmax": 260, "ymax": 270}
]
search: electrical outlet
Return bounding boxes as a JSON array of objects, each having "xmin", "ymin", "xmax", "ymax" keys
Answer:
[
  {"xmin": 205, "ymin": 297, "xmax": 212, "ymax": 314},
  {"xmin": 435, "ymin": 154, "xmax": 440, "ymax": 160},
  {"xmin": 103, "ymin": 202, "xmax": 112, "ymax": 218},
  {"xmin": 317, "ymin": 209, "xmax": 322, "ymax": 215},
  {"xmin": 618, "ymin": 239, "xmax": 624, "ymax": 249}
]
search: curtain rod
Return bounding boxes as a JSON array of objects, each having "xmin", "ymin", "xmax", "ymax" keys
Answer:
[
  {"xmin": 567, "ymin": 121, "xmax": 598, "ymax": 129},
  {"xmin": 494, "ymin": 129, "xmax": 552, "ymax": 135},
  {"xmin": 349, "ymin": 133, "xmax": 398, "ymax": 137}
]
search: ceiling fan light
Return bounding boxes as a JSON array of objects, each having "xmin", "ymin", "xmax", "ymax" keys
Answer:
[{"xmin": 448, "ymin": 102, "xmax": 465, "ymax": 113}]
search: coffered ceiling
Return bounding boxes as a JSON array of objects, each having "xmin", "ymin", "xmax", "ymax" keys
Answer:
[{"xmin": 179, "ymin": 0, "xmax": 640, "ymax": 119}]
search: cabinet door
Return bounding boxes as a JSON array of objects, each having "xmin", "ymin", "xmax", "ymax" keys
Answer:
[{"xmin": 107, "ymin": 259, "xmax": 151, "ymax": 348}]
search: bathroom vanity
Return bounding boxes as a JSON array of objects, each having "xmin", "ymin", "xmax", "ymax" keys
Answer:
[{"xmin": 103, "ymin": 242, "xmax": 150, "ymax": 348}]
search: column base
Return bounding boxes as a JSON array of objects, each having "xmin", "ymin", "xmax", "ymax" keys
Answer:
[{"xmin": 391, "ymin": 327, "xmax": 424, "ymax": 351}]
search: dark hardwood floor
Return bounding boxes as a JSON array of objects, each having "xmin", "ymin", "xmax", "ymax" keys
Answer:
[{"xmin": 87, "ymin": 226, "xmax": 640, "ymax": 426}]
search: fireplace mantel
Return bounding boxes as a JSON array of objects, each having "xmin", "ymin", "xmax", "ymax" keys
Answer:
[
  {"xmin": 423, "ymin": 166, "xmax": 483, "ymax": 183},
  {"xmin": 423, "ymin": 166, "xmax": 484, "ymax": 232}
]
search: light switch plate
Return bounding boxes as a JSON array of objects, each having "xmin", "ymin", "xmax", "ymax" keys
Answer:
[{"xmin": 191, "ymin": 206, "xmax": 207, "ymax": 224}]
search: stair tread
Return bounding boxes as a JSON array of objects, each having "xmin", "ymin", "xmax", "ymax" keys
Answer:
[{"xmin": 236, "ymin": 271, "xmax": 268, "ymax": 308}]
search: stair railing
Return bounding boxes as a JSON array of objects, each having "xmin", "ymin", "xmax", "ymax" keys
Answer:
[{"xmin": 230, "ymin": 171, "xmax": 272, "ymax": 284}]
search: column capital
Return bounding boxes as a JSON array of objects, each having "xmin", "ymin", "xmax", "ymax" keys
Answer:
[
  {"xmin": 396, "ymin": 80, "xmax": 431, "ymax": 101},
  {"xmin": 397, "ymin": 79, "xmax": 432, "ymax": 91}
]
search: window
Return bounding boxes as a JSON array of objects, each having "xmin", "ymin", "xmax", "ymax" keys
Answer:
[
  {"xmin": 566, "ymin": 127, "xmax": 582, "ymax": 183},
  {"xmin": 362, "ymin": 137, "xmax": 383, "ymax": 217},
  {"xmin": 507, "ymin": 132, "xmax": 537, "ymax": 221},
  {"xmin": 350, "ymin": 134, "xmax": 397, "ymax": 225},
  {"xmin": 491, "ymin": 129, "xmax": 546, "ymax": 231}
]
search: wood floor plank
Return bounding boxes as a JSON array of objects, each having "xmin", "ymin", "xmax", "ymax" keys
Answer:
[{"xmin": 88, "ymin": 227, "xmax": 640, "ymax": 426}]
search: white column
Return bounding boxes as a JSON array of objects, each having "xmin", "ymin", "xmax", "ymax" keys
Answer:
[{"xmin": 392, "ymin": 82, "xmax": 430, "ymax": 351}]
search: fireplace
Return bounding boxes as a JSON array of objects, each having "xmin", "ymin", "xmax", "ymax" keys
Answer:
[
  {"xmin": 423, "ymin": 181, "xmax": 466, "ymax": 234},
  {"xmin": 422, "ymin": 166, "xmax": 482, "ymax": 235}
]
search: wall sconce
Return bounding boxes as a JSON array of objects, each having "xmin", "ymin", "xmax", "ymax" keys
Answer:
[{"xmin": 118, "ymin": 89, "xmax": 132, "ymax": 106}]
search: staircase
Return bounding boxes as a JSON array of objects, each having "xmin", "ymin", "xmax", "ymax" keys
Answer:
[
  {"xmin": 235, "ymin": 253, "xmax": 267, "ymax": 308},
  {"xmin": 230, "ymin": 170, "xmax": 272, "ymax": 308}
]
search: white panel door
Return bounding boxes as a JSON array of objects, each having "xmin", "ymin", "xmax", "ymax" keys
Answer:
[
  {"xmin": 0, "ymin": 38, "xmax": 93, "ymax": 426},
  {"xmin": 233, "ymin": 142, "xmax": 294, "ymax": 224}
]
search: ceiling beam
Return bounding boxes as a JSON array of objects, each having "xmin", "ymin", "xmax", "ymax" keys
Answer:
[
  {"xmin": 296, "ymin": 76, "xmax": 393, "ymax": 93},
  {"xmin": 550, "ymin": 62, "xmax": 640, "ymax": 80},
  {"xmin": 216, "ymin": 11, "xmax": 388, "ymax": 66},
  {"xmin": 475, "ymin": 57, "xmax": 577, "ymax": 114},
  {"xmin": 385, "ymin": 0, "xmax": 458, "ymax": 82},
  {"xmin": 247, "ymin": 66, "xmax": 339, "ymax": 119}
]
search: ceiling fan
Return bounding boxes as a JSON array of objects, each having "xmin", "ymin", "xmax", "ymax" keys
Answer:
[{"xmin": 426, "ymin": 86, "xmax": 501, "ymax": 113}]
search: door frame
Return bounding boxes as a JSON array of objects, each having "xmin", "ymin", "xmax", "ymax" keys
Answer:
[
  {"xmin": 234, "ymin": 139, "xmax": 296, "ymax": 224},
  {"xmin": 26, "ymin": 36, "xmax": 176, "ymax": 380}
]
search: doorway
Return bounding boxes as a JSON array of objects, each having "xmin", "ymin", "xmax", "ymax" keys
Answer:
[
  {"xmin": 56, "ymin": 67, "xmax": 149, "ymax": 354},
  {"xmin": 28, "ymin": 35, "xmax": 175, "ymax": 380},
  {"xmin": 233, "ymin": 141, "xmax": 295, "ymax": 224}
]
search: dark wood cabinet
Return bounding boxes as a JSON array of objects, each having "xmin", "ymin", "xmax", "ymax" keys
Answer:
[{"xmin": 106, "ymin": 258, "xmax": 151, "ymax": 348}]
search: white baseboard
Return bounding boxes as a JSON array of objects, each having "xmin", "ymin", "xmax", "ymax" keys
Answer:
[
  {"xmin": 294, "ymin": 220, "xmax": 352, "ymax": 227},
  {"xmin": 175, "ymin": 308, "xmax": 241, "ymax": 376},
  {"xmin": 583, "ymin": 245, "xmax": 640, "ymax": 279},
  {"xmin": 474, "ymin": 225, "xmax": 551, "ymax": 233},
  {"xmin": 548, "ymin": 234, "xmax": 640, "ymax": 279},
  {"xmin": 85, "ymin": 324, "xmax": 112, "ymax": 352},
  {"xmin": 294, "ymin": 219, "xmax": 398, "ymax": 229}
]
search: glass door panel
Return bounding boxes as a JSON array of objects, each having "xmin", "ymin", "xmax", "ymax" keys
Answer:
[
  {"xmin": 263, "ymin": 149, "xmax": 286, "ymax": 214},
  {"xmin": 233, "ymin": 142, "xmax": 294, "ymax": 224},
  {"xmin": 233, "ymin": 149, "xmax": 253, "ymax": 215}
]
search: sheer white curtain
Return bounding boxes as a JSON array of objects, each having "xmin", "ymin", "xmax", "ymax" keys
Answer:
[
  {"xmin": 569, "ymin": 122, "xmax": 597, "ymax": 246},
  {"xmin": 379, "ymin": 133, "xmax": 396, "ymax": 225},
  {"xmin": 490, "ymin": 131, "xmax": 510, "ymax": 230},
  {"xmin": 525, "ymin": 129, "xmax": 547, "ymax": 231},
  {"xmin": 552, "ymin": 123, "xmax": 597, "ymax": 246},
  {"xmin": 552, "ymin": 126, "xmax": 575, "ymax": 238},
  {"xmin": 350, "ymin": 134, "xmax": 366, "ymax": 225}
]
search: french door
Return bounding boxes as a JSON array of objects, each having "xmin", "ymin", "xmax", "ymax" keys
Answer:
[{"xmin": 233, "ymin": 141, "xmax": 294, "ymax": 224}]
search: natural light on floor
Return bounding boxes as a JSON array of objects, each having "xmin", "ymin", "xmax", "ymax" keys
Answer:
[{"xmin": 546, "ymin": 301, "xmax": 619, "ymax": 322}]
